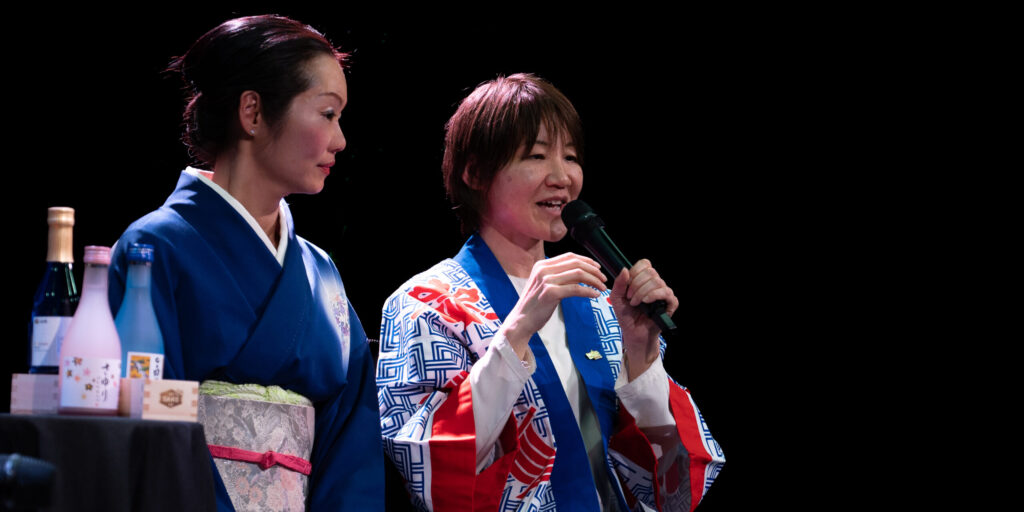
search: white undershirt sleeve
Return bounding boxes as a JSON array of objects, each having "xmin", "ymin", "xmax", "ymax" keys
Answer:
[
  {"xmin": 470, "ymin": 332, "xmax": 535, "ymax": 473},
  {"xmin": 614, "ymin": 356, "xmax": 675, "ymax": 429}
]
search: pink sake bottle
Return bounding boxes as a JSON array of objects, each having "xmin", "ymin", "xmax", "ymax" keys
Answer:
[{"xmin": 58, "ymin": 245, "xmax": 123, "ymax": 415}]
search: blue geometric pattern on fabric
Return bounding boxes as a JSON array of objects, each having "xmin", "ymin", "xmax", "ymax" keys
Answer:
[
  {"xmin": 499, "ymin": 486, "xmax": 516, "ymax": 511},
  {"xmin": 379, "ymin": 384, "xmax": 435, "ymax": 439},
  {"xmin": 440, "ymin": 263, "xmax": 474, "ymax": 289},
  {"xmin": 609, "ymin": 448, "xmax": 655, "ymax": 507},
  {"xmin": 398, "ymin": 392, "xmax": 437, "ymax": 440},
  {"xmin": 706, "ymin": 462, "xmax": 724, "ymax": 495},
  {"xmin": 512, "ymin": 380, "xmax": 553, "ymax": 439},
  {"xmin": 590, "ymin": 292, "xmax": 624, "ymax": 382},
  {"xmin": 379, "ymin": 312, "xmax": 467, "ymax": 390},
  {"xmin": 697, "ymin": 407, "xmax": 726, "ymax": 495},
  {"xmin": 535, "ymin": 483, "xmax": 557, "ymax": 511},
  {"xmin": 426, "ymin": 340, "xmax": 469, "ymax": 377},
  {"xmin": 382, "ymin": 438, "xmax": 427, "ymax": 503},
  {"xmin": 379, "ymin": 293, "xmax": 408, "ymax": 353},
  {"xmin": 499, "ymin": 481, "xmax": 555, "ymax": 512},
  {"xmin": 467, "ymin": 321, "xmax": 500, "ymax": 347},
  {"xmin": 699, "ymin": 409, "xmax": 725, "ymax": 459}
]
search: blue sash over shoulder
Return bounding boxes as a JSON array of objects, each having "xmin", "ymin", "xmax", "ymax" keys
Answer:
[{"xmin": 454, "ymin": 234, "xmax": 627, "ymax": 511}]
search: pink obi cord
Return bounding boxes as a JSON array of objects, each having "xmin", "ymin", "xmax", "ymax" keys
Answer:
[{"xmin": 208, "ymin": 444, "xmax": 312, "ymax": 476}]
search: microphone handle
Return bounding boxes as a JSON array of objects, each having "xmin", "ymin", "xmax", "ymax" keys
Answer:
[{"xmin": 577, "ymin": 229, "xmax": 677, "ymax": 332}]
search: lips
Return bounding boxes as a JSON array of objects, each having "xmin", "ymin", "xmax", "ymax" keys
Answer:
[
  {"xmin": 318, "ymin": 162, "xmax": 334, "ymax": 175},
  {"xmin": 536, "ymin": 199, "xmax": 567, "ymax": 212}
]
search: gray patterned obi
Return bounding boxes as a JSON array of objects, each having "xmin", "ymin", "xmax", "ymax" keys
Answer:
[{"xmin": 198, "ymin": 381, "xmax": 315, "ymax": 511}]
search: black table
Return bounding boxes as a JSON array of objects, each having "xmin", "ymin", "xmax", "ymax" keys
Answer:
[{"xmin": 1, "ymin": 413, "xmax": 216, "ymax": 511}]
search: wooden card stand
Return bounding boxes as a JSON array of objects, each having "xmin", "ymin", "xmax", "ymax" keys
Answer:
[
  {"xmin": 9, "ymin": 373, "xmax": 59, "ymax": 415},
  {"xmin": 118, "ymin": 378, "xmax": 199, "ymax": 422}
]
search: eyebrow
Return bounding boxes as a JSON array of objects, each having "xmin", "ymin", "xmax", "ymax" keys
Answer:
[
  {"xmin": 318, "ymin": 91, "xmax": 347, "ymax": 107},
  {"xmin": 532, "ymin": 139, "xmax": 575, "ymax": 147}
]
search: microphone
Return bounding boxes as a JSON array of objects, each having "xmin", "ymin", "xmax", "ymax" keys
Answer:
[
  {"xmin": 561, "ymin": 200, "xmax": 677, "ymax": 332},
  {"xmin": 1, "ymin": 453, "xmax": 55, "ymax": 509}
]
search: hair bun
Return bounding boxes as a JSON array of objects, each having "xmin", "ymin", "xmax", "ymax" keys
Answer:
[{"xmin": 166, "ymin": 15, "xmax": 347, "ymax": 166}]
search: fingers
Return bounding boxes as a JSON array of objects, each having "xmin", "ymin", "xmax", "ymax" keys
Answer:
[
  {"xmin": 625, "ymin": 259, "xmax": 678, "ymax": 315},
  {"xmin": 507, "ymin": 253, "xmax": 614, "ymax": 346},
  {"xmin": 625, "ymin": 259, "xmax": 656, "ymax": 305},
  {"xmin": 531, "ymin": 268, "xmax": 605, "ymax": 304},
  {"xmin": 609, "ymin": 267, "xmax": 630, "ymax": 303},
  {"xmin": 538, "ymin": 280, "xmax": 602, "ymax": 302},
  {"xmin": 547, "ymin": 267, "xmax": 607, "ymax": 291},
  {"xmin": 542, "ymin": 252, "xmax": 605, "ymax": 277},
  {"xmin": 533, "ymin": 253, "xmax": 607, "ymax": 291}
]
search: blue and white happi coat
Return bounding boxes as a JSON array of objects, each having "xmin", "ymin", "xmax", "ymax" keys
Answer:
[{"xmin": 377, "ymin": 235, "xmax": 724, "ymax": 511}]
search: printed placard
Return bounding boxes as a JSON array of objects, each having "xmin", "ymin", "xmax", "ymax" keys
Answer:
[{"xmin": 127, "ymin": 351, "xmax": 164, "ymax": 380}]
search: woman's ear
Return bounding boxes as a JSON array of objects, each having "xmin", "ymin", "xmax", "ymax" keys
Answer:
[
  {"xmin": 238, "ymin": 90, "xmax": 262, "ymax": 137},
  {"xmin": 461, "ymin": 160, "xmax": 481, "ymax": 190}
]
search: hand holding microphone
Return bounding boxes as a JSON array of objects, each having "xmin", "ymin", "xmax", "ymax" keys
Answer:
[{"xmin": 561, "ymin": 200, "xmax": 677, "ymax": 333}]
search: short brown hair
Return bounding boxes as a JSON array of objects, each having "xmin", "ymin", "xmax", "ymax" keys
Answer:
[{"xmin": 442, "ymin": 73, "xmax": 584, "ymax": 234}]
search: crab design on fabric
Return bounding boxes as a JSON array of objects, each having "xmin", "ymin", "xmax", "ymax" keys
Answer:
[{"xmin": 407, "ymin": 278, "xmax": 499, "ymax": 327}]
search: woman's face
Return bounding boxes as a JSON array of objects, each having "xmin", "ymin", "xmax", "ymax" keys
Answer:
[
  {"xmin": 480, "ymin": 124, "xmax": 583, "ymax": 247},
  {"xmin": 254, "ymin": 53, "xmax": 348, "ymax": 196}
]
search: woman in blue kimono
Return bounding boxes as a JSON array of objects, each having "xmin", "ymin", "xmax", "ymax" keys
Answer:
[
  {"xmin": 107, "ymin": 15, "xmax": 384, "ymax": 511},
  {"xmin": 378, "ymin": 74, "xmax": 724, "ymax": 511}
]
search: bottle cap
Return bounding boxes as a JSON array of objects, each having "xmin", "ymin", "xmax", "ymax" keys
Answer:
[
  {"xmin": 83, "ymin": 245, "xmax": 111, "ymax": 265},
  {"xmin": 46, "ymin": 207, "xmax": 75, "ymax": 263},
  {"xmin": 47, "ymin": 207, "xmax": 75, "ymax": 226},
  {"xmin": 126, "ymin": 243, "xmax": 154, "ymax": 263}
]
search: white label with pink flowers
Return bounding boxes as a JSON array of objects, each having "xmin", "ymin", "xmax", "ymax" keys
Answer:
[{"xmin": 60, "ymin": 356, "xmax": 121, "ymax": 409}]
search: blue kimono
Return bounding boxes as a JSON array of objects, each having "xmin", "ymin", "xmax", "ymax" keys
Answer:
[{"xmin": 108, "ymin": 171, "xmax": 384, "ymax": 511}]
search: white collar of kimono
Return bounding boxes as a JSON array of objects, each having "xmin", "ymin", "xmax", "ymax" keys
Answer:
[{"xmin": 185, "ymin": 167, "xmax": 288, "ymax": 266}]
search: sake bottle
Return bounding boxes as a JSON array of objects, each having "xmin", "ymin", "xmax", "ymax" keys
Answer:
[
  {"xmin": 28, "ymin": 207, "xmax": 79, "ymax": 373},
  {"xmin": 115, "ymin": 243, "xmax": 165, "ymax": 379},
  {"xmin": 58, "ymin": 246, "xmax": 122, "ymax": 416}
]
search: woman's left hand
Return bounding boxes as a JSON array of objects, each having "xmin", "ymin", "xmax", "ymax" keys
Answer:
[{"xmin": 609, "ymin": 259, "xmax": 678, "ymax": 381}]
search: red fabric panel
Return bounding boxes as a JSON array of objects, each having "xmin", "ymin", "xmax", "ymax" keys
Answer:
[
  {"xmin": 668, "ymin": 382, "xmax": 714, "ymax": 512},
  {"xmin": 474, "ymin": 413, "xmax": 519, "ymax": 511},
  {"xmin": 429, "ymin": 371, "xmax": 478, "ymax": 511}
]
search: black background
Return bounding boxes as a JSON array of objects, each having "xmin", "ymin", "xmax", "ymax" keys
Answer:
[{"xmin": 1, "ymin": 5, "xmax": 921, "ymax": 510}]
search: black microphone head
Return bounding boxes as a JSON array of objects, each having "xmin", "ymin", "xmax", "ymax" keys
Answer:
[
  {"xmin": 561, "ymin": 200, "xmax": 603, "ymax": 239},
  {"xmin": 1, "ymin": 453, "xmax": 55, "ymax": 508}
]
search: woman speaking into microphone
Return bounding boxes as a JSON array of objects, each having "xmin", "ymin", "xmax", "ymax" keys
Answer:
[{"xmin": 376, "ymin": 73, "xmax": 724, "ymax": 511}]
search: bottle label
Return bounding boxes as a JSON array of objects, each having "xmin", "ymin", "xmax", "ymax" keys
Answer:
[
  {"xmin": 127, "ymin": 352, "xmax": 164, "ymax": 380},
  {"xmin": 31, "ymin": 316, "xmax": 72, "ymax": 367},
  {"xmin": 60, "ymin": 356, "xmax": 121, "ymax": 410}
]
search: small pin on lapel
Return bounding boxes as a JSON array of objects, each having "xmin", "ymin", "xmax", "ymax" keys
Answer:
[{"xmin": 585, "ymin": 350, "xmax": 602, "ymax": 360}]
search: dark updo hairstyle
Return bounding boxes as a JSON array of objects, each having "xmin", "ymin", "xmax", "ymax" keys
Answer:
[
  {"xmin": 442, "ymin": 73, "xmax": 584, "ymax": 234},
  {"xmin": 168, "ymin": 15, "xmax": 347, "ymax": 165}
]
